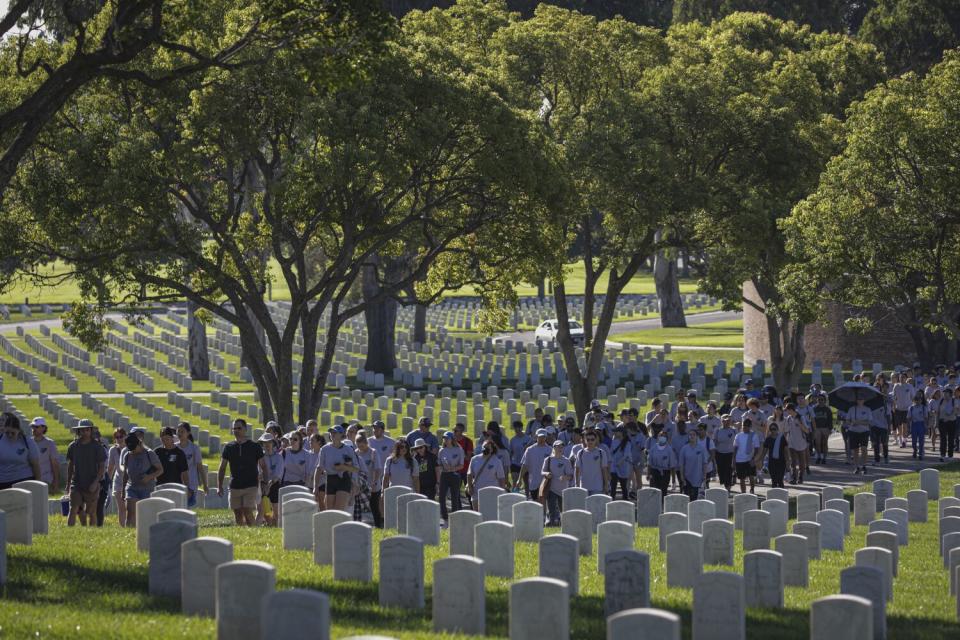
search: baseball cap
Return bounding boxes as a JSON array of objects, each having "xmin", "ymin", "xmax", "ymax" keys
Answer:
[
  {"xmin": 265, "ymin": 420, "xmax": 279, "ymax": 429},
  {"xmin": 328, "ymin": 425, "xmax": 345, "ymax": 434},
  {"xmin": 30, "ymin": 417, "xmax": 46, "ymax": 427},
  {"xmin": 590, "ymin": 399, "xmax": 601, "ymax": 410},
  {"xmin": 373, "ymin": 420, "xmax": 386, "ymax": 429},
  {"xmin": 743, "ymin": 378, "xmax": 754, "ymax": 385},
  {"xmin": 443, "ymin": 431, "xmax": 455, "ymax": 439},
  {"xmin": 535, "ymin": 429, "xmax": 548, "ymax": 438},
  {"xmin": 419, "ymin": 417, "xmax": 432, "ymax": 426},
  {"xmin": 130, "ymin": 426, "xmax": 146, "ymax": 434},
  {"xmin": 413, "ymin": 438, "xmax": 427, "ymax": 449},
  {"xmin": 72, "ymin": 418, "xmax": 94, "ymax": 430},
  {"xmin": 687, "ymin": 391, "xmax": 697, "ymax": 398},
  {"xmin": 258, "ymin": 433, "xmax": 275, "ymax": 442},
  {"xmin": 552, "ymin": 440, "xmax": 565, "ymax": 448}
]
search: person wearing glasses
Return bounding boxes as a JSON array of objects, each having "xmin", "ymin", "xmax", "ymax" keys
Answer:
[
  {"xmin": 107, "ymin": 428, "xmax": 128, "ymax": 526},
  {"xmin": 382, "ymin": 439, "xmax": 418, "ymax": 492},
  {"xmin": 120, "ymin": 432, "xmax": 163, "ymax": 527},
  {"xmin": 217, "ymin": 418, "xmax": 268, "ymax": 526},
  {"xmin": 30, "ymin": 417, "xmax": 60, "ymax": 491},
  {"xmin": 0, "ymin": 412, "xmax": 40, "ymax": 490},
  {"xmin": 65, "ymin": 419, "xmax": 106, "ymax": 527}
]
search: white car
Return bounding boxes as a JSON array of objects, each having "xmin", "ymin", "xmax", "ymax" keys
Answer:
[{"xmin": 534, "ymin": 320, "xmax": 585, "ymax": 347}]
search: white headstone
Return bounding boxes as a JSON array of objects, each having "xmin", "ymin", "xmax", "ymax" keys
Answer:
[
  {"xmin": 664, "ymin": 493, "xmax": 689, "ymax": 514},
  {"xmin": 512, "ymin": 501, "xmax": 544, "ymax": 541},
  {"xmin": 659, "ymin": 512, "xmax": 688, "ymax": 552},
  {"xmin": 702, "ymin": 518, "xmax": 734, "ymax": 566},
  {"xmin": 181, "ymin": 536, "xmax": 233, "ymax": 616},
  {"xmin": 825, "ymin": 498, "xmax": 852, "ymax": 535},
  {"xmin": 396, "ymin": 493, "xmax": 421, "ymax": 534},
  {"xmin": 259, "ymin": 589, "xmax": 329, "ymax": 640},
  {"xmin": 379, "ymin": 536, "xmax": 424, "ymax": 609},
  {"xmin": 920, "ymin": 468, "xmax": 940, "ymax": 500},
  {"xmin": 313, "ymin": 510, "xmax": 351, "ymax": 565},
  {"xmin": 148, "ymin": 519, "xmax": 197, "ymax": 597},
  {"xmin": 216, "ymin": 560, "xmax": 276, "ymax": 640},
  {"xmin": 158, "ymin": 508, "xmax": 198, "ymax": 526},
  {"xmin": 840, "ymin": 566, "xmax": 886, "ymax": 640},
  {"xmin": 856, "ymin": 547, "xmax": 893, "ymax": 602},
  {"xmin": 449, "ymin": 509, "xmax": 481, "ymax": 556},
  {"xmin": 792, "ymin": 521, "xmax": 821, "ymax": 559},
  {"xmin": 497, "ymin": 492, "xmax": 525, "ymax": 524},
  {"xmin": 797, "ymin": 492, "xmax": 820, "ymax": 523},
  {"xmin": 433, "ymin": 555, "xmax": 485, "ymax": 635},
  {"xmin": 475, "ymin": 521, "xmax": 514, "ymax": 577},
  {"xmin": 854, "ymin": 493, "xmax": 877, "ymax": 526},
  {"xmin": 332, "ymin": 521, "xmax": 373, "ymax": 581},
  {"xmin": 817, "ymin": 509, "xmax": 845, "ymax": 551},
  {"xmin": 606, "ymin": 500, "xmax": 636, "ymax": 525},
  {"xmin": 383, "ymin": 486, "xmax": 412, "ymax": 530},
  {"xmin": 136, "ymin": 496, "xmax": 174, "ymax": 552},
  {"xmin": 608, "ymin": 608, "xmax": 680, "ymax": 640},
  {"xmin": 597, "ymin": 521, "xmax": 634, "ymax": 573},
  {"xmin": 744, "ymin": 549, "xmax": 783, "ymax": 608},
  {"xmin": 906, "ymin": 489, "xmax": 928, "ymax": 522},
  {"xmin": 407, "ymin": 499, "xmax": 440, "ymax": 546},
  {"xmin": 478, "ymin": 486, "xmax": 505, "ymax": 521},
  {"xmin": 743, "ymin": 509, "xmax": 771, "ymax": 551},
  {"xmin": 761, "ymin": 499, "xmax": 789, "ymax": 537},
  {"xmin": 509, "ymin": 578, "xmax": 569, "ymax": 640},
  {"xmin": 866, "ymin": 531, "xmax": 899, "ymax": 576},
  {"xmin": 688, "ymin": 500, "xmax": 715, "ymax": 534},
  {"xmin": 282, "ymin": 498, "xmax": 316, "ymax": 550},
  {"xmin": 705, "ymin": 487, "xmax": 729, "ymax": 519},
  {"xmin": 539, "ymin": 533, "xmax": 579, "ymax": 597},
  {"xmin": 12, "ymin": 480, "xmax": 47, "ymax": 535},
  {"xmin": 692, "ymin": 571, "xmax": 745, "ymax": 640},
  {"xmin": 604, "ymin": 550, "xmax": 650, "ymax": 617},
  {"xmin": 810, "ymin": 594, "xmax": 873, "ymax": 640},
  {"xmin": 666, "ymin": 531, "xmax": 702, "ymax": 588},
  {"xmin": 0, "ymin": 488, "xmax": 32, "ymax": 545},
  {"xmin": 942, "ymin": 516, "xmax": 960, "ymax": 555},
  {"xmin": 775, "ymin": 534, "xmax": 808, "ymax": 587},
  {"xmin": 822, "ymin": 485, "xmax": 845, "ymax": 505},
  {"xmin": 872, "ymin": 480, "xmax": 893, "ymax": 512},
  {"xmin": 560, "ymin": 509, "xmax": 592, "ymax": 556},
  {"xmin": 881, "ymin": 508, "xmax": 908, "ymax": 545},
  {"xmin": 562, "ymin": 487, "xmax": 587, "ymax": 511},
  {"xmin": 636, "ymin": 488, "xmax": 662, "ymax": 527},
  {"xmin": 733, "ymin": 493, "xmax": 758, "ymax": 530}
]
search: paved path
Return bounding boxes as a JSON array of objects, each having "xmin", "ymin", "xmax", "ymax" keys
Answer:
[{"xmin": 493, "ymin": 310, "xmax": 742, "ymax": 348}]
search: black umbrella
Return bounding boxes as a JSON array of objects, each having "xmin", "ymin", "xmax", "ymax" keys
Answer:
[{"xmin": 828, "ymin": 382, "xmax": 885, "ymax": 413}]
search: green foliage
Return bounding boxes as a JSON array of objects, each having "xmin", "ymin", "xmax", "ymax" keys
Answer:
[
  {"xmin": 859, "ymin": 0, "xmax": 960, "ymax": 75},
  {"xmin": 671, "ymin": 0, "xmax": 856, "ymax": 33},
  {"xmin": 782, "ymin": 50, "xmax": 960, "ymax": 351}
]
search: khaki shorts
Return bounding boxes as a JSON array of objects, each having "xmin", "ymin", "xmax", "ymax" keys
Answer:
[
  {"xmin": 229, "ymin": 486, "xmax": 259, "ymax": 510},
  {"xmin": 70, "ymin": 487, "xmax": 99, "ymax": 512}
]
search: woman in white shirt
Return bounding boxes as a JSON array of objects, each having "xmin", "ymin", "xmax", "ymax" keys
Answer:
[
  {"xmin": 382, "ymin": 440, "xmax": 418, "ymax": 492},
  {"xmin": 177, "ymin": 423, "xmax": 207, "ymax": 509}
]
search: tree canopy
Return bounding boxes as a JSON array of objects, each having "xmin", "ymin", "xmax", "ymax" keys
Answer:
[{"xmin": 782, "ymin": 50, "xmax": 960, "ymax": 368}]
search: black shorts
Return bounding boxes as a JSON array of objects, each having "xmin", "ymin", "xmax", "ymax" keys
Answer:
[
  {"xmin": 325, "ymin": 474, "xmax": 352, "ymax": 495},
  {"xmin": 849, "ymin": 431, "xmax": 870, "ymax": 449},
  {"xmin": 735, "ymin": 462, "xmax": 755, "ymax": 478},
  {"xmin": 893, "ymin": 410, "xmax": 907, "ymax": 425},
  {"xmin": 267, "ymin": 481, "xmax": 280, "ymax": 504},
  {"xmin": 511, "ymin": 464, "xmax": 522, "ymax": 474}
]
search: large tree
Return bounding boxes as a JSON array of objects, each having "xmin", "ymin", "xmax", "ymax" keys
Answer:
[
  {"xmin": 782, "ymin": 50, "xmax": 960, "ymax": 369},
  {"xmin": 858, "ymin": 0, "xmax": 960, "ymax": 75},
  {"xmin": 655, "ymin": 13, "xmax": 884, "ymax": 389},
  {"xmin": 5, "ymin": 32, "xmax": 552, "ymax": 425}
]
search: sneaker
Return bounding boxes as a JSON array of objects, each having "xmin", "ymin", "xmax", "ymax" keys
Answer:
[
  {"xmin": 940, "ymin": 457, "xmax": 945, "ymax": 462},
  {"xmin": 912, "ymin": 452, "xmax": 917, "ymax": 459}
]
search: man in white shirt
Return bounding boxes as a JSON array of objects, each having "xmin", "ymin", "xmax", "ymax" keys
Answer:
[
  {"xmin": 846, "ymin": 397, "xmax": 874, "ymax": 475},
  {"xmin": 733, "ymin": 418, "xmax": 761, "ymax": 494},
  {"xmin": 574, "ymin": 430, "xmax": 610, "ymax": 496},
  {"xmin": 368, "ymin": 421, "xmax": 396, "ymax": 468},
  {"xmin": 517, "ymin": 429, "xmax": 552, "ymax": 500},
  {"xmin": 892, "ymin": 373, "xmax": 914, "ymax": 448}
]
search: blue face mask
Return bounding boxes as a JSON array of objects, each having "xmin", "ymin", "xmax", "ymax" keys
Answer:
[{"xmin": 657, "ymin": 436, "xmax": 667, "ymax": 446}]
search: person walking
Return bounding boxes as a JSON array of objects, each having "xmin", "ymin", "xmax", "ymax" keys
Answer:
[
  {"xmin": 783, "ymin": 404, "xmax": 810, "ymax": 484},
  {"xmin": 353, "ymin": 430, "xmax": 382, "ymax": 527},
  {"xmin": 574, "ymin": 429, "xmax": 610, "ymax": 496},
  {"xmin": 466, "ymin": 441, "xmax": 506, "ymax": 506},
  {"xmin": 678, "ymin": 429, "xmax": 708, "ymax": 501},
  {"xmin": 107, "ymin": 428, "xmax": 127, "ymax": 526},
  {"xmin": 758, "ymin": 421, "xmax": 789, "ymax": 488},
  {"xmin": 177, "ymin": 422, "xmax": 207, "ymax": 508},
  {"xmin": 938, "ymin": 387, "xmax": 957, "ymax": 462},
  {"xmin": 120, "ymin": 432, "xmax": 162, "ymax": 527},
  {"xmin": 734, "ymin": 418, "xmax": 761, "ymax": 494},
  {"xmin": 217, "ymin": 419, "xmax": 267, "ymax": 526},
  {"xmin": 319, "ymin": 425, "xmax": 360, "ymax": 511},
  {"xmin": 646, "ymin": 431, "xmax": 676, "ymax": 501},
  {"xmin": 382, "ymin": 439, "xmax": 418, "ymax": 492},
  {"xmin": 811, "ymin": 395, "xmax": 834, "ymax": 464},
  {"xmin": 66, "ymin": 419, "xmax": 107, "ymax": 527},
  {"xmin": 30, "ymin": 417, "xmax": 60, "ymax": 491},
  {"xmin": 258, "ymin": 433, "xmax": 282, "ymax": 526},
  {"xmin": 437, "ymin": 431, "xmax": 464, "ymax": 521},
  {"xmin": 541, "ymin": 441, "xmax": 574, "ymax": 526},
  {"xmin": 846, "ymin": 397, "xmax": 873, "ymax": 474},
  {"xmin": 908, "ymin": 393, "xmax": 928, "ymax": 460},
  {"xmin": 412, "ymin": 438, "xmax": 438, "ymax": 500},
  {"xmin": 154, "ymin": 427, "xmax": 189, "ymax": 488},
  {"xmin": 0, "ymin": 412, "xmax": 40, "ymax": 490},
  {"xmin": 517, "ymin": 429, "xmax": 552, "ymax": 501},
  {"xmin": 509, "ymin": 421, "xmax": 531, "ymax": 488},
  {"xmin": 307, "ymin": 433, "xmax": 326, "ymax": 508},
  {"xmin": 714, "ymin": 415, "xmax": 736, "ymax": 491},
  {"xmin": 608, "ymin": 428, "xmax": 633, "ymax": 500},
  {"xmin": 404, "ymin": 417, "xmax": 439, "ymax": 455}
]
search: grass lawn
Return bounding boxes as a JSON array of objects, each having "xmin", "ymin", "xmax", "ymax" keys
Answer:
[
  {"xmin": 0, "ymin": 261, "xmax": 704, "ymax": 304},
  {"xmin": 2, "ymin": 465, "xmax": 958, "ymax": 639},
  {"xmin": 615, "ymin": 320, "xmax": 744, "ymax": 348}
]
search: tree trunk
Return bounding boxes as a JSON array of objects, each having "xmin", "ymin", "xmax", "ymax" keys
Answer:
[
  {"xmin": 362, "ymin": 261, "xmax": 398, "ymax": 375},
  {"xmin": 553, "ymin": 280, "xmax": 593, "ymax": 420},
  {"xmin": 654, "ymin": 249, "xmax": 686, "ymax": 328},
  {"xmin": 186, "ymin": 300, "xmax": 210, "ymax": 380},
  {"xmin": 905, "ymin": 325, "xmax": 956, "ymax": 372},
  {"xmin": 413, "ymin": 303, "xmax": 427, "ymax": 345},
  {"xmin": 680, "ymin": 250, "xmax": 691, "ymax": 278},
  {"xmin": 763, "ymin": 311, "xmax": 806, "ymax": 392},
  {"xmin": 536, "ymin": 277, "xmax": 545, "ymax": 301}
]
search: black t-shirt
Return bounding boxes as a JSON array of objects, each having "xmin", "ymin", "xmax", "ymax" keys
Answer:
[
  {"xmin": 221, "ymin": 439, "xmax": 264, "ymax": 489},
  {"xmin": 416, "ymin": 451, "xmax": 438, "ymax": 489},
  {"xmin": 762, "ymin": 435, "xmax": 788, "ymax": 462},
  {"xmin": 154, "ymin": 446, "xmax": 189, "ymax": 485}
]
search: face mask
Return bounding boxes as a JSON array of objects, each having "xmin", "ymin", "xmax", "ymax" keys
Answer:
[{"xmin": 657, "ymin": 436, "xmax": 667, "ymax": 445}]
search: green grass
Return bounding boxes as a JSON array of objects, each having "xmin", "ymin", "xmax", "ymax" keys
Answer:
[
  {"xmin": 0, "ymin": 261, "xmax": 704, "ymax": 304},
  {"xmin": 615, "ymin": 320, "xmax": 744, "ymax": 348},
  {"xmin": 2, "ymin": 465, "xmax": 958, "ymax": 638}
]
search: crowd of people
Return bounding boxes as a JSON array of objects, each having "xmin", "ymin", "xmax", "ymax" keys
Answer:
[{"xmin": 0, "ymin": 362, "xmax": 956, "ymax": 528}]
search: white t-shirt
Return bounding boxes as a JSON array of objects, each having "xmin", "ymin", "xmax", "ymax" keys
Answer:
[
  {"xmin": 893, "ymin": 383, "xmax": 914, "ymax": 411},
  {"xmin": 733, "ymin": 431, "xmax": 760, "ymax": 463},
  {"xmin": 178, "ymin": 441, "xmax": 202, "ymax": 490},
  {"xmin": 468, "ymin": 453, "xmax": 505, "ymax": 492},
  {"xmin": 368, "ymin": 435, "xmax": 396, "ymax": 465},
  {"xmin": 384, "ymin": 456, "xmax": 415, "ymax": 489},
  {"xmin": 520, "ymin": 444, "xmax": 552, "ymax": 489}
]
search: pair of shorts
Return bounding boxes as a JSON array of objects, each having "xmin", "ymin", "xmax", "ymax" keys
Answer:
[
  {"xmin": 229, "ymin": 485, "xmax": 260, "ymax": 510},
  {"xmin": 893, "ymin": 410, "xmax": 907, "ymax": 425},
  {"xmin": 325, "ymin": 474, "xmax": 352, "ymax": 495},
  {"xmin": 735, "ymin": 461, "xmax": 756, "ymax": 478},
  {"xmin": 0, "ymin": 476, "xmax": 34, "ymax": 490},
  {"xmin": 70, "ymin": 487, "xmax": 99, "ymax": 511},
  {"xmin": 265, "ymin": 481, "xmax": 280, "ymax": 504},
  {"xmin": 849, "ymin": 431, "xmax": 870, "ymax": 449},
  {"xmin": 125, "ymin": 485, "xmax": 152, "ymax": 500}
]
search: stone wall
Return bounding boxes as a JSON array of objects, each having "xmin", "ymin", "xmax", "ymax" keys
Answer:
[{"xmin": 742, "ymin": 282, "xmax": 918, "ymax": 369}]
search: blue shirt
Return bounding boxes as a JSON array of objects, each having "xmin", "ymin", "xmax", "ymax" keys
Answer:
[
  {"xmin": 510, "ymin": 434, "xmax": 531, "ymax": 466},
  {"xmin": 610, "ymin": 443, "xmax": 633, "ymax": 477},
  {"xmin": 679, "ymin": 443, "xmax": 707, "ymax": 486},
  {"xmin": 404, "ymin": 429, "xmax": 439, "ymax": 453}
]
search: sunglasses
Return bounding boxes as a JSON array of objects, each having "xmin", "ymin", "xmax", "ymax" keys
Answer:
[{"xmin": 232, "ymin": 427, "xmax": 244, "ymax": 432}]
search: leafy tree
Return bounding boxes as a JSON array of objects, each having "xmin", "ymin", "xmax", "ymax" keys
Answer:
[
  {"xmin": 671, "ymin": 0, "xmax": 858, "ymax": 33},
  {"xmin": 782, "ymin": 50, "xmax": 960, "ymax": 368},
  {"xmin": 0, "ymin": 0, "xmax": 387, "ymax": 209},
  {"xmin": 5, "ymin": 33, "xmax": 552, "ymax": 426},
  {"xmin": 858, "ymin": 0, "xmax": 960, "ymax": 75},
  {"xmin": 657, "ymin": 13, "xmax": 883, "ymax": 389}
]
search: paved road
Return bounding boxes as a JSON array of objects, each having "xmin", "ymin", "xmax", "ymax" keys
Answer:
[{"xmin": 493, "ymin": 310, "xmax": 743, "ymax": 348}]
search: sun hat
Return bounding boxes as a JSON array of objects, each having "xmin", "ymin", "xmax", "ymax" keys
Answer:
[
  {"xmin": 413, "ymin": 438, "xmax": 427, "ymax": 449},
  {"xmin": 72, "ymin": 418, "xmax": 95, "ymax": 430},
  {"xmin": 258, "ymin": 433, "xmax": 275, "ymax": 442}
]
